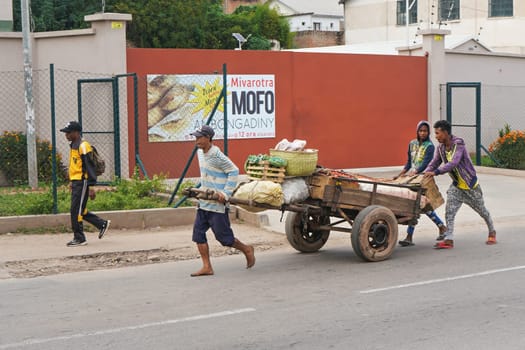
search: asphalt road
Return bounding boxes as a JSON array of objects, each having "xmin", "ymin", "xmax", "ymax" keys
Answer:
[
  {"xmin": 1, "ymin": 169, "xmax": 525, "ymax": 350},
  {"xmin": 1, "ymin": 218, "xmax": 525, "ymax": 350}
]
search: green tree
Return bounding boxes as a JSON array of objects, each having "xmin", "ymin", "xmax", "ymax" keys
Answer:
[
  {"xmin": 245, "ymin": 35, "xmax": 271, "ymax": 50},
  {"xmin": 113, "ymin": 0, "xmax": 225, "ymax": 48},
  {"xmin": 229, "ymin": 4, "xmax": 292, "ymax": 50},
  {"xmin": 13, "ymin": 0, "xmax": 107, "ymax": 31},
  {"xmin": 12, "ymin": 0, "xmax": 292, "ymax": 50}
]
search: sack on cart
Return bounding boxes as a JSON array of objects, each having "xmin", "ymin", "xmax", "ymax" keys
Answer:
[{"xmin": 233, "ymin": 180, "xmax": 284, "ymax": 212}]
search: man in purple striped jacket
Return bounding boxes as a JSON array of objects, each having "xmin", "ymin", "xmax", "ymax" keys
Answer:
[{"xmin": 424, "ymin": 120, "xmax": 497, "ymax": 249}]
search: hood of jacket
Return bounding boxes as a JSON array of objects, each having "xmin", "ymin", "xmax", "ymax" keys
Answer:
[{"xmin": 416, "ymin": 120, "xmax": 431, "ymax": 142}]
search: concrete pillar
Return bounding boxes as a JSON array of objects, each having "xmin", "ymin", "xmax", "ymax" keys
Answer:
[
  {"xmin": 84, "ymin": 13, "xmax": 132, "ymax": 74},
  {"xmin": 419, "ymin": 29, "xmax": 450, "ymax": 126},
  {"xmin": 83, "ymin": 13, "xmax": 132, "ymax": 180}
]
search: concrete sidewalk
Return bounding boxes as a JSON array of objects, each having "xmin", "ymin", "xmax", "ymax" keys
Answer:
[
  {"xmin": 1, "ymin": 166, "xmax": 524, "ymax": 272},
  {"xmin": 0, "ymin": 223, "xmax": 285, "ymax": 263}
]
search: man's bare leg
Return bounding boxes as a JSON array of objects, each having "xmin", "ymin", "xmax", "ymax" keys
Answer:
[
  {"xmin": 232, "ymin": 238, "xmax": 255, "ymax": 268},
  {"xmin": 191, "ymin": 243, "xmax": 214, "ymax": 277}
]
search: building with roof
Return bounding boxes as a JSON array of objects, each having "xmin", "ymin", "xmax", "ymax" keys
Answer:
[
  {"xmin": 267, "ymin": 0, "xmax": 344, "ymax": 32},
  {"xmin": 339, "ymin": 0, "xmax": 525, "ymax": 55},
  {"xmin": 266, "ymin": 0, "xmax": 345, "ymax": 48},
  {"xmin": 224, "ymin": 0, "xmax": 344, "ymax": 32},
  {"xmin": 223, "ymin": 0, "xmax": 345, "ymax": 48}
]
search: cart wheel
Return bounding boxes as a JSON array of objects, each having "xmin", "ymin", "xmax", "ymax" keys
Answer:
[
  {"xmin": 351, "ymin": 205, "xmax": 398, "ymax": 262},
  {"xmin": 285, "ymin": 212, "xmax": 330, "ymax": 253}
]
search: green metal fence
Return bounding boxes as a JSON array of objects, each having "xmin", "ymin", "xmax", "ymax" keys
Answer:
[
  {"xmin": 0, "ymin": 68, "xmax": 53, "ymax": 187},
  {"xmin": 0, "ymin": 65, "xmax": 127, "ymax": 214},
  {"xmin": 0, "ymin": 63, "xmax": 230, "ymax": 214}
]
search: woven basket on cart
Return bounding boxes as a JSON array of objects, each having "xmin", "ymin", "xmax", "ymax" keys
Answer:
[{"xmin": 269, "ymin": 149, "xmax": 318, "ymax": 177}]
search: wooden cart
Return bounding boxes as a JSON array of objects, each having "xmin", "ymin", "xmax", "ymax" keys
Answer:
[{"xmin": 184, "ymin": 173, "xmax": 441, "ymax": 262}]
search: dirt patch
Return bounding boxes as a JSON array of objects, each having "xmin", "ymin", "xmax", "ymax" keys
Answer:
[{"xmin": 2, "ymin": 240, "xmax": 285, "ymax": 279}]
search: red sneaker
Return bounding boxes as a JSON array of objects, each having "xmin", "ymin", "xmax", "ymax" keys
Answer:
[{"xmin": 434, "ymin": 240, "xmax": 454, "ymax": 249}]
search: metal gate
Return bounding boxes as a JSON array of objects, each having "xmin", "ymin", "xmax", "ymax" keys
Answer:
[
  {"xmin": 445, "ymin": 82, "xmax": 481, "ymax": 165},
  {"xmin": 77, "ymin": 78, "xmax": 121, "ymax": 182}
]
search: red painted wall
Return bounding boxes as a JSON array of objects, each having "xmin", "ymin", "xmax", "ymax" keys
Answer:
[{"xmin": 126, "ymin": 48, "xmax": 427, "ymax": 177}]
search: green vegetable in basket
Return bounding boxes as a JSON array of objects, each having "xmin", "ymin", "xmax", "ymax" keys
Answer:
[
  {"xmin": 246, "ymin": 154, "xmax": 269, "ymax": 165},
  {"xmin": 246, "ymin": 155, "xmax": 259, "ymax": 165}
]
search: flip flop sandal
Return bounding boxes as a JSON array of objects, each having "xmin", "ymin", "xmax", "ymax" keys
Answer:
[{"xmin": 399, "ymin": 240, "xmax": 415, "ymax": 247}]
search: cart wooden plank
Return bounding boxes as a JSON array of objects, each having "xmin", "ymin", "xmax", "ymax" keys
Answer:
[
  {"xmin": 391, "ymin": 174, "xmax": 444, "ymax": 210},
  {"xmin": 322, "ymin": 185, "xmax": 420, "ymax": 218}
]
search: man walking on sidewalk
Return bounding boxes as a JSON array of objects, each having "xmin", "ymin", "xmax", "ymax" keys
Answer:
[
  {"xmin": 189, "ymin": 125, "xmax": 255, "ymax": 276},
  {"xmin": 60, "ymin": 121, "xmax": 110, "ymax": 247},
  {"xmin": 424, "ymin": 120, "xmax": 496, "ymax": 249}
]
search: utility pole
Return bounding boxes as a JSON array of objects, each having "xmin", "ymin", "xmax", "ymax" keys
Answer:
[
  {"xmin": 21, "ymin": 0, "xmax": 38, "ymax": 189},
  {"xmin": 405, "ymin": 0, "xmax": 409, "ymax": 47},
  {"xmin": 405, "ymin": 0, "xmax": 417, "ymax": 48}
]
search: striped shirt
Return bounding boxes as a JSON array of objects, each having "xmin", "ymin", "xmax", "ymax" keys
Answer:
[{"xmin": 197, "ymin": 145, "xmax": 239, "ymax": 213}]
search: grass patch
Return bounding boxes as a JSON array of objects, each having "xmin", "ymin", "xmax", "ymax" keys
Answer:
[
  {"xmin": 479, "ymin": 155, "xmax": 497, "ymax": 167},
  {"xmin": 13, "ymin": 225, "xmax": 71, "ymax": 234},
  {"xmin": 470, "ymin": 154, "xmax": 499, "ymax": 168},
  {"xmin": 0, "ymin": 175, "xmax": 196, "ymax": 217}
]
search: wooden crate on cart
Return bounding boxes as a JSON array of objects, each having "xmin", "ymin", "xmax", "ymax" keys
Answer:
[
  {"xmin": 307, "ymin": 173, "xmax": 360, "ymax": 200},
  {"xmin": 245, "ymin": 161, "xmax": 286, "ymax": 183}
]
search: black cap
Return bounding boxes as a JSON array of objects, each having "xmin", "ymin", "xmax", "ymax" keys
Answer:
[
  {"xmin": 190, "ymin": 125, "xmax": 215, "ymax": 138},
  {"xmin": 60, "ymin": 121, "xmax": 82, "ymax": 133}
]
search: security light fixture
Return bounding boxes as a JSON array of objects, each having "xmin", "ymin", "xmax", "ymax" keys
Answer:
[{"xmin": 232, "ymin": 32, "xmax": 251, "ymax": 50}]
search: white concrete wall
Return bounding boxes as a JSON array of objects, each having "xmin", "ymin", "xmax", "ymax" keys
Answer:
[
  {"xmin": 0, "ymin": 13, "xmax": 132, "ymax": 180},
  {"xmin": 0, "ymin": 0, "xmax": 12, "ymax": 22},
  {"xmin": 1, "ymin": 13, "xmax": 130, "ymax": 71},
  {"xmin": 288, "ymin": 14, "xmax": 343, "ymax": 32},
  {"xmin": 343, "ymin": 0, "xmax": 525, "ymax": 54},
  {"xmin": 443, "ymin": 51, "xmax": 525, "ymax": 151},
  {"xmin": 340, "ymin": 1, "xmax": 525, "ymax": 154},
  {"xmin": 414, "ymin": 29, "xmax": 525, "ymax": 153},
  {"xmin": 0, "ymin": 33, "xmax": 22, "ymax": 68}
]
